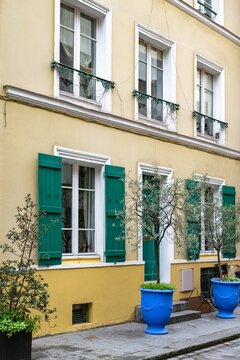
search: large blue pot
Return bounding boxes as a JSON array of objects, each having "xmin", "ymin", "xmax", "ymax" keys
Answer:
[
  {"xmin": 140, "ymin": 288, "xmax": 174, "ymax": 335},
  {"xmin": 211, "ymin": 278, "xmax": 240, "ymax": 319}
]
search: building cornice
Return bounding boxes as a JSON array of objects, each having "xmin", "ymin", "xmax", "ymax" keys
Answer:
[
  {"xmin": 3, "ymin": 85, "xmax": 240, "ymax": 160},
  {"xmin": 166, "ymin": 0, "xmax": 240, "ymax": 46}
]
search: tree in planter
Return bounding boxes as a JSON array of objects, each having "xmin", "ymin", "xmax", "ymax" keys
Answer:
[
  {"xmin": 186, "ymin": 177, "xmax": 240, "ymax": 319},
  {"xmin": 124, "ymin": 173, "xmax": 186, "ymax": 285},
  {"xmin": 185, "ymin": 177, "xmax": 240, "ymax": 279},
  {"xmin": 0, "ymin": 195, "xmax": 56, "ymax": 342}
]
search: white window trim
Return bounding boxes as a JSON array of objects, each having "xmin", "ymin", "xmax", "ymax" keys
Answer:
[
  {"xmin": 54, "ymin": 145, "xmax": 110, "ymax": 260},
  {"xmin": 194, "ymin": 53, "xmax": 225, "ymax": 144},
  {"xmin": 135, "ymin": 23, "xmax": 177, "ymax": 132},
  {"xmin": 194, "ymin": 0, "xmax": 224, "ymax": 25},
  {"xmin": 54, "ymin": 0, "xmax": 112, "ymax": 112},
  {"xmin": 138, "ymin": 163, "xmax": 174, "ymax": 283},
  {"xmin": 194, "ymin": 174, "xmax": 225, "ymax": 253}
]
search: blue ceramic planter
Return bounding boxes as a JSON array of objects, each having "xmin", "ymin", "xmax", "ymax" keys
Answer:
[
  {"xmin": 211, "ymin": 278, "xmax": 240, "ymax": 319},
  {"xmin": 140, "ymin": 288, "xmax": 174, "ymax": 335}
]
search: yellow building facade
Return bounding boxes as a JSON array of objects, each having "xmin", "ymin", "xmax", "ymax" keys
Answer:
[{"xmin": 0, "ymin": 0, "xmax": 240, "ymax": 336}]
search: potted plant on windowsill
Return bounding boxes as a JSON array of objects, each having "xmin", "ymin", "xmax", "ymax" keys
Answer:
[
  {"xmin": 187, "ymin": 177, "xmax": 240, "ymax": 319},
  {"xmin": 0, "ymin": 195, "xmax": 56, "ymax": 360},
  {"xmin": 124, "ymin": 174, "xmax": 185, "ymax": 334}
]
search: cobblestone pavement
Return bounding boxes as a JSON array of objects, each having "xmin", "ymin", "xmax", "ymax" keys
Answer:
[{"xmin": 169, "ymin": 338, "xmax": 240, "ymax": 359}]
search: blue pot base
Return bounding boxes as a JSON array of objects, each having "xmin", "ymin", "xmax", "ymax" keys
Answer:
[
  {"xmin": 216, "ymin": 312, "xmax": 236, "ymax": 319},
  {"xmin": 145, "ymin": 325, "xmax": 168, "ymax": 335}
]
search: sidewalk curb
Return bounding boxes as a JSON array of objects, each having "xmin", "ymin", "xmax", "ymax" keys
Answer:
[{"xmin": 144, "ymin": 330, "xmax": 240, "ymax": 359}]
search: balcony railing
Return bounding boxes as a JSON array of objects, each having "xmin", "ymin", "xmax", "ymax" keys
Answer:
[
  {"xmin": 51, "ymin": 61, "xmax": 115, "ymax": 90},
  {"xmin": 192, "ymin": 111, "xmax": 228, "ymax": 129},
  {"xmin": 197, "ymin": 0, "xmax": 217, "ymax": 18},
  {"xmin": 132, "ymin": 90, "xmax": 180, "ymax": 112}
]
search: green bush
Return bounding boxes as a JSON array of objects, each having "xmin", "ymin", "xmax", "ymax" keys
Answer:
[
  {"xmin": 0, "ymin": 195, "xmax": 56, "ymax": 337},
  {"xmin": 0, "ymin": 310, "xmax": 40, "ymax": 338},
  {"xmin": 140, "ymin": 282, "xmax": 175, "ymax": 290}
]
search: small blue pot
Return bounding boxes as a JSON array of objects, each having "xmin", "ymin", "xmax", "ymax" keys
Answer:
[
  {"xmin": 211, "ymin": 278, "xmax": 240, "ymax": 319},
  {"xmin": 140, "ymin": 288, "xmax": 174, "ymax": 335}
]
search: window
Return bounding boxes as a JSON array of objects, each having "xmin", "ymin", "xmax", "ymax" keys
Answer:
[
  {"xmin": 138, "ymin": 40, "xmax": 163, "ymax": 121},
  {"xmin": 196, "ymin": 68, "xmax": 214, "ymax": 137},
  {"xmin": 62, "ymin": 163, "xmax": 96, "ymax": 254},
  {"xmin": 195, "ymin": 0, "xmax": 224, "ymax": 24},
  {"xmin": 134, "ymin": 24, "xmax": 178, "ymax": 131},
  {"xmin": 60, "ymin": 5, "xmax": 97, "ymax": 100},
  {"xmin": 194, "ymin": 55, "xmax": 226, "ymax": 143},
  {"xmin": 38, "ymin": 150, "xmax": 126, "ymax": 265},
  {"xmin": 54, "ymin": 1, "xmax": 113, "ymax": 111}
]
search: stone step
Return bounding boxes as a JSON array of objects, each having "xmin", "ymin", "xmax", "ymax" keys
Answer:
[
  {"xmin": 172, "ymin": 300, "xmax": 189, "ymax": 313},
  {"xmin": 168, "ymin": 309, "xmax": 201, "ymax": 324},
  {"xmin": 135, "ymin": 302, "xmax": 201, "ymax": 324}
]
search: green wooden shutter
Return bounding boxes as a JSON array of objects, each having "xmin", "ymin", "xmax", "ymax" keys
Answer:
[
  {"xmin": 185, "ymin": 179, "xmax": 201, "ymax": 260},
  {"xmin": 38, "ymin": 153, "xmax": 62, "ymax": 266},
  {"xmin": 105, "ymin": 165, "xmax": 125, "ymax": 262},
  {"xmin": 222, "ymin": 185, "xmax": 236, "ymax": 259}
]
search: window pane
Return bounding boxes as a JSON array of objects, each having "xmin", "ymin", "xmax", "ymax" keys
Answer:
[
  {"xmin": 62, "ymin": 163, "xmax": 72, "ymax": 186},
  {"xmin": 62, "ymin": 188, "xmax": 72, "ymax": 228},
  {"xmin": 78, "ymin": 190, "xmax": 95, "ymax": 228},
  {"xmin": 80, "ymin": 14, "xmax": 96, "ymax": 39},
  {"xmin": 197, "ymin": 68, "xmax": 201, "ymax": 86},
  {"xmin": 196, "ymin": 85, "xmax": 201, "ymax": 113},
  {"xmin": 204, "ymin": 187, "xmax": 214, "ymax": 250},
  {"xmin": 138, "ymin": 61, "xmax": 147, "ymax": 116},
  {"xmin": 62, "ymin": 230, "xmax": 72, "ymax": 253},
  {"xmin": 151, "ymin": 67, "xmax": 163, "ymax": 121},
  {"xmin": 79, "ymin": 230, "xmax": 95, "ymax": 253},
  {"xmin": 139, "ymin": 40, "xmax": 147, "ymax": 62},
  {"xmin": 204, "ymin": 72, "xmax": 213, "ymax": 91},
  {"xmin": 204, "ymin": 89, "xmax": 213, "ymax": 117},
  {"xmin": 61, "ymin": 4, "xmax": 74, "ymax": 29},
  {"xmin": 79, "ymin": 167, "xmax": 95, "ymax": 189},
  {"xmin": 60, "ymin": 27, "xmax": 74, "ymax": 93},
  {"xmin": 151, "ymin": 67, "xmax": 163, "ymax": 98},
  {"xmin": 151, "ymin": 48, "xmax": 163, "ymax": 69}
]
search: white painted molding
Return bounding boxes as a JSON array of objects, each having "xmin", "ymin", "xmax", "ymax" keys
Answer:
[
  {"xmin": 166, "ymin": 0, "xmax": 240, "ymax": 46},
  {"xmin": 4, "ymin": 85, "xmax": 240, "ymax": 160},
  {"xmin": 36, "ymin": 260, "xmax": 145, "ymax": 271},
  {"xmin": 54, "ymin": 146, "xmax": 111, "ymax": 165}
]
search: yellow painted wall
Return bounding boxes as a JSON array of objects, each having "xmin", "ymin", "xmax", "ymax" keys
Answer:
[
  {"xmin": 0, "ymin": 0, "xmax": 240, "ymax": 149},
  {"xmin": 35, "ymin": 264, "xmax": 143, "ymax": 336},
  {"xmin": 1, "ymin": 0, "xmax": 240, "ymax": 337}
]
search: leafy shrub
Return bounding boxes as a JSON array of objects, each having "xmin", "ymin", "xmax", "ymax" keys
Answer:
[
  {"xmin": 0, "ymin": 195, "xmax": 56, "ymax": 337},
  {"xmin": 140, "ymin": 282, "xmax": 175, "ymax": 290}
]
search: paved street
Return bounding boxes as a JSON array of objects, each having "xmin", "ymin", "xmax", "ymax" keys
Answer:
[
  {"xmin": 169, "ymin": 338, "xmax": 240, "ymax": 359},
  {"xmin": 32, "ymin": 308, "xmax": 240, "ymax": 360}
]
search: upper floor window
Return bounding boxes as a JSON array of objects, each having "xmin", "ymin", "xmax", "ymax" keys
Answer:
[
  {"xmin": 53, "ymin": 0, "xmax": 113, "ymax": 112},
  {"xmin": 195, "ymin": 0, "xmax": 224, "ymax": 25},
  {"xmin": 134, "ymin": 24, "xmax": 179, "ymax": 132},
  {"xmin": 60, "ymin": 5, "xmax": 97, "ymax": 100},
  {"xmin": 193, "ymin": 54, "xmax": 226, "ymax": 144}
]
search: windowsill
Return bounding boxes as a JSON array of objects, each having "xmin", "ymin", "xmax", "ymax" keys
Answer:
[
  {"xmin": 138, "ymin": 116, "xmax": 167, "ymax": 129},
  {"xmin": 57, "ymin": 91, "xmax": 102, "ymax": 111},
  {"xmin": 196, "ymin": 133, "xmax": 220, "ymax": 144},
  {"xmin": 36, "ymin": 260, "xmax": 145, "ymax": 270}
]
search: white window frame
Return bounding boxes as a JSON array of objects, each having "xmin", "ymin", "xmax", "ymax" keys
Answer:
[
  {"xmin": 54, "ymin": 145, "xmax": 110, "ymax": 260},
  {"xmin": 54, "ymin": 0, "xmax": 112, "ymax": 112},
  {"xmin": 195, "ymin": 0, "xmax": 224, "ymax": 25},
  {"xmin": 135, "ymin": 23, "xmax": 177, "ymax": 132},
  {"xmin": 194, "ymin": 174, "xmax": 225, "ymax": 253},
  {"xmin": 194, "ymin": 54, "xmax": 225, "ymax": 144},
  {"xmin": 138, "ymin": 163, "xmax": 174, "ymax": 283}
]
